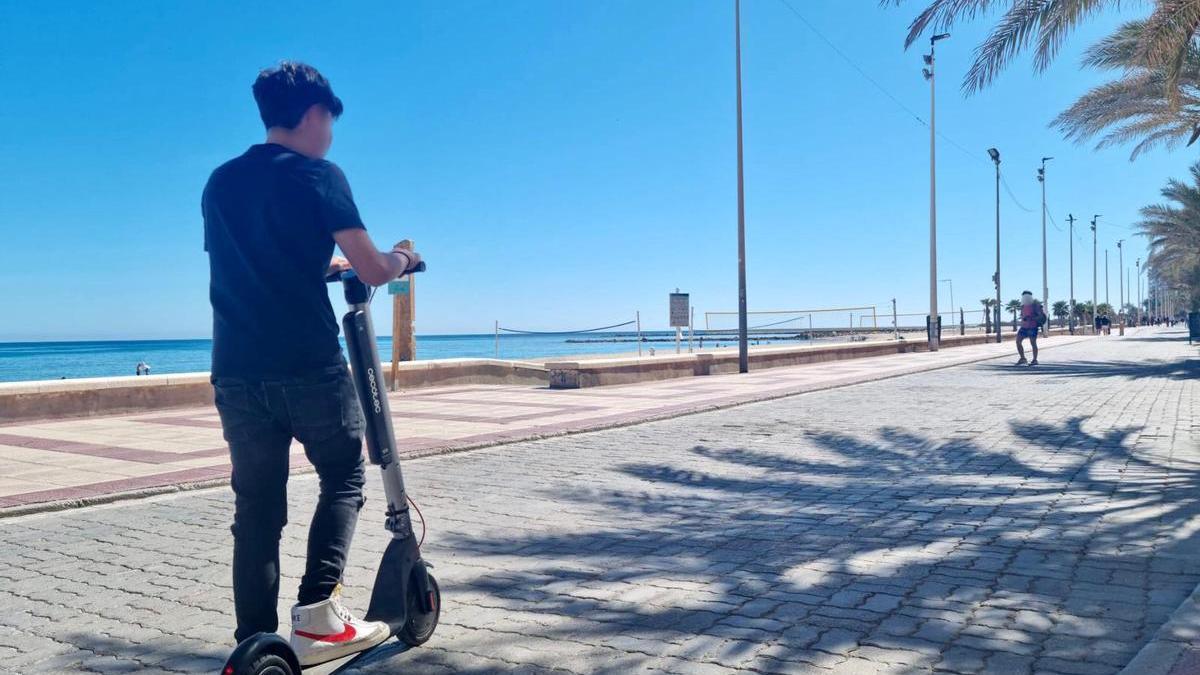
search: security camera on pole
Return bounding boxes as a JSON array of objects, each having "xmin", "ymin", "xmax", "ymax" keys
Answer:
[
  {"xmin": 1038, "ymin": 157, "xmax": 1052, "ymax": 326},
  {"xmin": 923, "ymin": 33, "xmax": 950, "ymax": 351},
  {"xmin": 1067, "ymin": 214, "xmax": 1076, "ymax": 334},
  {"xmin": 1136, "ymin": 258, "xmax": 1142, "ymax": 325},
  {"xmin": 1091, "ymin": 215, "xmax": 1100, "ymax": 334},
  {"xmin": 988, "ymin": 148, "xmax": 1002, "ymax": 344},
  {"xmin": 1117, "ymin": 239, "xmax": 1125, "ymax": 335},
  {"xmin": 734, "ymin": 0, "xmax": 749, "ymax": 373}
]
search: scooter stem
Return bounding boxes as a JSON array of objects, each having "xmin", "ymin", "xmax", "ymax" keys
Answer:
[{"xmin": 341, "ymin": 274, "xmax": 414, "ymax": 541}]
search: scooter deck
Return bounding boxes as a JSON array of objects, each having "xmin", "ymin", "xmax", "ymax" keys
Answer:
[{"xmin": 302, "ymin": 638, "xmax": 412, "ymax": 674}]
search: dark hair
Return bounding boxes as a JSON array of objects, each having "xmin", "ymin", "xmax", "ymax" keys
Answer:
[
  {"xmin": 1022, "ymin": 290, "xmax": 1033, "ymax": 295},
  {"xmin": 252, "ymin": 61, "xmax": 344, "ymax": 130}
]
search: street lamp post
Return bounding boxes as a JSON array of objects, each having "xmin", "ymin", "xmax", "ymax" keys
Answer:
[
  {"xmin": 989, "ymin": 148, "xmax": 1001, "ymax": 343},
  {"xmin": 734, "ymin": 0, "xmax": 748, "ymax": 373},
  {"xmin": 924, "ymin": 33, "xmax": 950, "ymax": 352},
  {"xmin": 1150, "ymin": 274, "xmax": 1156, "ymax": 321},
  {"xmin": 1091, "ymin": 215, "xmax": 1100, "ymax": 334},
  {"xmin": 1136, "ymin": 258, "xmax": 1142, "ymax": 325},
  {"xmin": 1038, "ymin": 157, "xmax": 1053, "ymax": 318},
  {"xmin": 1067, "ymin": 214, "xmax": 1076, "ymax": 334},
  {"xmin": 1117, "ymin": 239, "xmax": 1124, "ymax": 325}
]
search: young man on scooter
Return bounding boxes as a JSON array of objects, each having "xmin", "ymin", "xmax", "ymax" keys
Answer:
[{"xmin": 202, "ymin": 61, "xmax": 422, "ymax": 666}]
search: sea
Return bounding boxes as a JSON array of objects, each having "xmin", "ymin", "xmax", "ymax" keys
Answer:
[{"xmin": 0, "ymin": 331, "xmax": 773, "ymax": 383}]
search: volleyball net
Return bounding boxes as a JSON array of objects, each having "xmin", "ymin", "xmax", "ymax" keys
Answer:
[{"xmin": 703, "ymin": 307, "xmax": 878, "ymax": 333}]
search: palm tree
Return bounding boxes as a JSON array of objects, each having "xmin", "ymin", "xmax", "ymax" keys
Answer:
[
  {"xmin": 1097, "ymin": 302, "xmax": 1114, "ymax": 318},
  {"xmin": 1005, "ymin": 299, "xmax": 1022, "ymax": 330},
  {"xmin": 1137, "ymin": 161, "xmax": 1200, "ymax": 310},
  {"xmin": 886, "ymin": 2, "xmax": 1200, "ymax": 97},
  {"xmin": 1052, "ymin": 300, "xmax": 1070, "ymax": 327},
  {"xmin": 1073, "ymin": 301, "xmax": 1096, "ymax": 328},
  {"xmin": 1053, "ymin": 20, "xmax": 1200, "ymax": 160},
  {"xmin": 980, "ymin": 298, "xmax": 994, "ymax": 333}
]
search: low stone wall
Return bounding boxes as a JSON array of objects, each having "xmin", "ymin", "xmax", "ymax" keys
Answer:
[
  {"xmin": 547, "ymin": 328, "xmax": 1073, "ymax": 389},
  {"xmin": 0, "ymin": 328, "xmax": 1075, "ymax": 421},
  {"xmin": 0, "ymin": 359, "xmax": 548, "ymax": 424}
]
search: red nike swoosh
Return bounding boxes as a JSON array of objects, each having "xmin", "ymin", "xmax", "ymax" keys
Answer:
[{"xmin": 294, "ymin": 623, "xmax": 357, "ymax": 643}]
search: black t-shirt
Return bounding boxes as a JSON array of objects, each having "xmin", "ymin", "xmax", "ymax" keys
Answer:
[{"xmin": 202, "ymin": 144, "xmax": 365, "ymax": 378}]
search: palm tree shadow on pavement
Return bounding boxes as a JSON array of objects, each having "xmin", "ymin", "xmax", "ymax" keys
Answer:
[
  {"xmin": 424, "ymin": 417, "xmax": 1200, "ymax": 674},
  {"xmin": 978, "ymin": 357, "xmax": 1199, "ymax": 382}
]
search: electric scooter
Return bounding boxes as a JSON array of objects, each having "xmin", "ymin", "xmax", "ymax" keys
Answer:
[{"xmin": 222, "ymin": 261, "xmax": 440, "ymax": 675}]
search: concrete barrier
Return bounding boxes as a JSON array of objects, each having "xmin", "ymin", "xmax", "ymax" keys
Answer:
[
  {"xmin": 0, "ymin": 359, "xmax": 548, "ymax": 424},
  {"xmin": 0, "ymin": 328, "xmax": 1076, "ymax": 420},
  {"xmin": 546, "ymin": 328, "xmax": 1073, "ymax": 389}
]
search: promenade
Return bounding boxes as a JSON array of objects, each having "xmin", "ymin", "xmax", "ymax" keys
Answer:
[
  {"xmin": 1, "ymin": 328, "xmax": 1198, "ymax": 674},
  {"xmin": 0, "ymin": 333, "xmax": 1082, "ymax": 514}
]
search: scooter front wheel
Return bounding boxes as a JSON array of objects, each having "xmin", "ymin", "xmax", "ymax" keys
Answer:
[
  {"xmin": 398, "ymin": 573, "xmax": 440, "ymax": 646},
  {"xmin": 243, "ymin": 653, "xmax": 296, "ymax": 675}
]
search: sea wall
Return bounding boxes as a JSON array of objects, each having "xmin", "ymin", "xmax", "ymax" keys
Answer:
[
  {"xmin": 0, "ymin": 328, "xmax": 1073, "ymax": 422},
  {"xmin": 546, "ymin": 328, "xmax": 1072, "ymax": 389},
  {"xmin": 0, "ymin": 359, "xmax": 548, "ymax": 424}
]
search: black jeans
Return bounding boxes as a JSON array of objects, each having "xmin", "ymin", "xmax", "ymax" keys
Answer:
[{"xmin": 213, "ymin": 363, "xmax": 366, "ymax": 643}]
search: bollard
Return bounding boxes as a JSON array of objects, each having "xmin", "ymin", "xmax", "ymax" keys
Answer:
[{"xmin": 391, "ymin": 240, "xmax": 416, "ymax": 390}]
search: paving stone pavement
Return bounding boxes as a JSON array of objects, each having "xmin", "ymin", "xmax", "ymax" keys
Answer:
[{"xmin": 1, "ymin": 329, "xmax": 1197, "ymax": 674}]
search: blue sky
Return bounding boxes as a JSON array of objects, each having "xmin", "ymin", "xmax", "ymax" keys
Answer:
[{"xmin": 0, "ymin": 1, "xmax": 1179, "ymax": 340}]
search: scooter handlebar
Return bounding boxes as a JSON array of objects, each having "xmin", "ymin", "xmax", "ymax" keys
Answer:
[{"xmin": 326, "ymin": 261, "xmax": 426, "ymax": 284}]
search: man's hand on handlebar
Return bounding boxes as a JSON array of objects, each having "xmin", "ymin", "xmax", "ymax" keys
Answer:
[
  {"xmin": 331, "ymin": 229, "xmax": 424, "ymax": 286},
  {"xmin": 389, "ymin": 244, "xmax": 423, "ymax": 275},
  {"xmin": 326, "ymin": 256, "xmax": 352, "ymax": 278}
]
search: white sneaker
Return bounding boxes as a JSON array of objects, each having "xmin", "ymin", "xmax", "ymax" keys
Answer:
[{"xmin": 290, "ymin": 586, "xmax": 390, "ymax": 666}]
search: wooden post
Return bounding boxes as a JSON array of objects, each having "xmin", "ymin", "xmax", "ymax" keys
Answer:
[{"xmin": 391, "ymin": 240, "xmax": 415, "ymax": 391}]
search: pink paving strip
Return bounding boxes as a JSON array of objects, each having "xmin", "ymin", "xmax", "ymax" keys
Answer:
[
  {"xmin": 405, "ymin": 398, "xmax": 603, "ymax": 412},
  {"xmin": 132, "ymin": 415, "xmax": 223, "ymax": 429},
  {"xmin": 0, "ymin": 466, "xmax": 232, "ymax": 508},
  {"xmin": 397, "ymin": 386, "xmax": 500, "ymax": 399},
  {"xmin": 0, "ymin": 432, "xmax": 226, "ymax": 465},
  {"xmin": 395, "ymin": 409, "xmax": 579, "ymax": 425},
  {"xmin": 556, "ymin": 390, "xmax": 702, "ymax": 400},
  {"xmin": 398, "ymin": 392, "xmax": 596, "ymax": 412}
]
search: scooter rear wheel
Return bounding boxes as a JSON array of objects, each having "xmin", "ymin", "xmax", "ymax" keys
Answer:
[{"xmin": 398, "ymin": 573, "xmax": 440, "ymax": 646}]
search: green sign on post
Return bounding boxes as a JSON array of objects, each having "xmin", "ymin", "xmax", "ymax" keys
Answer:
[{"xmin": 388, "ymin": 279, "xmax": 410, "ymax": 296}]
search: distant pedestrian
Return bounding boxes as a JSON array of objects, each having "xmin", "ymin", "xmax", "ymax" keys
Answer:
[
  {"xmin": 1015, "ymin": 290, "xmax": 1045, "ymax": 366},
  {"xmin": 136, "ymin": 361, "xmax": 147, "ymax": 376}
]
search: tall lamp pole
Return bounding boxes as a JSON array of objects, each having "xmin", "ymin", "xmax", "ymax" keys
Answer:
[
  {"xmin": 734, "ymin": 0, "xmax": 748, "ymax": 373},
  {"xmin": 1067, "ymin": 214, "xmax": 1076, "ymax": 333},
  {"xmin": 1090, "ymin": 215, "xmax": 1100, "ymax": 334},
  {"xmin": 1038, "ymin": 157, "xmax": 1053, "ymax": 318},
  {"xmin": 988, "ymin": 148, "xmax": 1002, "ymax": 343},
  {"xmin": 924, "ymin": 33, "xmax": 950, "ymax": 351},
  {"xmin": 1117, "ymin": 239, "xmax": 1124, "ymax": 324},
  {"xmin": 1105, "ymin": 249, "xmax": 1109, "ymax": 307},
  {"xmin": 1136, "ymin": 258, "xmax": 1142, "ymax": 325}
]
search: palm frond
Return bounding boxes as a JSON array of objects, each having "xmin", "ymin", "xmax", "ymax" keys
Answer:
[{"xmin": 1137, "ymin": 0, "xmax": 1200, "ymax": 107}]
